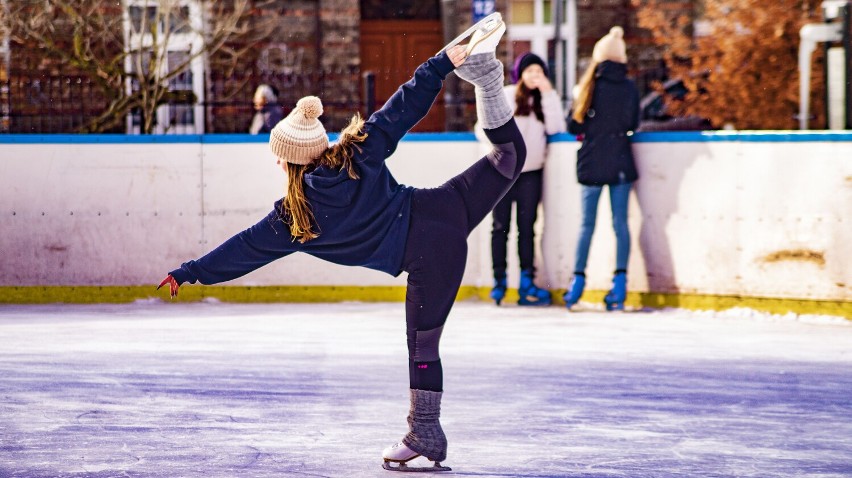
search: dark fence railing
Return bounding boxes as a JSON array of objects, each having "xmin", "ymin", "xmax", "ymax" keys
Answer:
[
  {"xmin": 205, "ymin": 67, "xmax": 366, "ymax": 134},
  {"xmin": 2, "ymin": 67, "xmax": 394, "ymax": 134},
  {"xmin": 5, "ymin": 75, "xmax": 115, "ymax": 134},
  {"xmin": 2, "ymin": 66, "xmax": 668, "ymax": 134}
]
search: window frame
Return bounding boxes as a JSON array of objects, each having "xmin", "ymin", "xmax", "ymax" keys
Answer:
[
  {"xmin": 122, "ymin": 0, "xmax": 206, "ymax": 134},
  {"xmin": 507, "ymin": 0, "xmax": 577, "ymax": 111}
]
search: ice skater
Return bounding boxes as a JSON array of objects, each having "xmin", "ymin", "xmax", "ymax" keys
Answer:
[{"xmin": 158, "ymin": 12, "xmax": 520, "ymax": 472}]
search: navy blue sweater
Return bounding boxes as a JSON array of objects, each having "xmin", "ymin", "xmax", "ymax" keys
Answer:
[{"xmin": 170, "ymin": 55, "xmax": 456, "ymax": 285}]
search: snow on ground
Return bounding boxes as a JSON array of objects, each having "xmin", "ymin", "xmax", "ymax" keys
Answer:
[{"xmin": 0, "ymin": 301, "xmax": 850, "ymax": 477}]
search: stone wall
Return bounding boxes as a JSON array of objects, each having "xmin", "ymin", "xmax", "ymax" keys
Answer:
[{"xmin": 318, "ymin": 0, "xmax": 361, "ymax": 129}]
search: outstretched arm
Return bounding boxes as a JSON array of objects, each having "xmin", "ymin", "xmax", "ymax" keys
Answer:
[
  {"xmin": 628, "ymin": 86, "xmax": 640, "ymax": 132},
  {"xmin": 364, "ymin": 47, "xmax": 466, "ymax": 155},
  {"xmin": 158, "ymin": 213, "xmax": 296, "ymax": 297},
  {"xmin": 568, "ymin": 114, "xmax": 587, "ymax": 136}
]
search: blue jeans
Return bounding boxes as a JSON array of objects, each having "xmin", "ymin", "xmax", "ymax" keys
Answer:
[{"xmin": 573, "ymin": 182, "xmax": 632, "ymax": 274}]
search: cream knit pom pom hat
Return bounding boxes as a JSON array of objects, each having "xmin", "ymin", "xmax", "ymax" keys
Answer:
[
  {"xmin": 592, "ymin": 26, "xmax": 627, "ymax": 64},
  {"xmin": 269, "ymin": 96, "xmax": 328, "ymax": 165}
]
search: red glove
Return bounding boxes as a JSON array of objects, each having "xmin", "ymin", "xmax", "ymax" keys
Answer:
[{"xmin": 157, "ymin": 274, "xmax": 179, "ymax": 298}]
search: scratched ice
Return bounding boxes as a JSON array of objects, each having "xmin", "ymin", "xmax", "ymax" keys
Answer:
[{"xmin": 0, "ymin": 301, "xmax": 850, "ymax": 478}]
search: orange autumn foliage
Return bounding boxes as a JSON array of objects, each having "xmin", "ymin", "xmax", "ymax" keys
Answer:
[{"xmin": 632, "ymin": 0, "xmax": 827, "ymax": 129}]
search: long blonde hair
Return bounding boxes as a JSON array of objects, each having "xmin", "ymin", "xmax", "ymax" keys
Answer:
[
  {"xmin": 281, "ymin": 113, "xmax": 367, "ymax": 243},
  {"xmin": 571, "ymin": 60, "xmax": 599, "ymax": 124}
]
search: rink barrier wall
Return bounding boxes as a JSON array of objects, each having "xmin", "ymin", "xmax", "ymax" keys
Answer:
[{"xmin": 1, "ymin": 132, "xmax": 850, "ymax": 318}]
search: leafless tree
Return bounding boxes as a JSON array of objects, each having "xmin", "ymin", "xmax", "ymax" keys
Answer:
[{"xmin": 1, "ymin": 0, "xmax": 278, "ymax": 133}]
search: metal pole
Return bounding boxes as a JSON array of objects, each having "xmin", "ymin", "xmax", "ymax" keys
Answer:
[
  {"xmin": 553, "ymin": 0, "xmax": 564, "ymax": 106},
  {"xmin": 441, "ymin": 0, "xmax": 460, "ymax": 131},
  {"xmin": 1, "ymin": 0, "xmax": 10, "ymax": 132},
  {"xmin": 844, "ymin": 3, "xmax": 851, "ymax": 129},
  {"xmin": 0, "ymin": 0, "xmax": 8, "ymax": 73},
  {"xmin": 566, "ymin": 0, "xmax": 577, "ymax": 110},
  {"xmin": 315, "ymin": 1, "xmax": 323, "ymax": 96},
  {"xmin": 362, "ymin": 71, "xmax": 376, "ymax": 117},
  {"xmin": 823, "ymin": 20, "xmax": 831, "ymax": 129}
]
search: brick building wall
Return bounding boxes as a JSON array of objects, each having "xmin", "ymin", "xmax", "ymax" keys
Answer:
[
  {"xmin": 6, "ymin": 2, "xmax": 125, "ymax": 133},
  {"xmin": 207, "ymin": 0, "xmax": 361, "ymax": 133},
  {"xmin": 4, "ymin": 0, "xmax": 361, "ymax": 134},
  {"xmin": 3, "ymin": 0, "xmax": 695, "ymax": 134},
  {"xmin": 317, "ymin": 0, "xmax": 361, "ymax": 129}
]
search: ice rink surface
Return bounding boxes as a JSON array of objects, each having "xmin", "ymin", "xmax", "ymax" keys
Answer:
[{"xmin": 0, "ymin": 300, "xmax": 850, "ymax": 478}]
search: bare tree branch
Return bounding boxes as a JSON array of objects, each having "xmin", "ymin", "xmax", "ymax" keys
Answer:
[{"xmin": 4, "ymin": 0, "xmax": 280, "ymax": 133}]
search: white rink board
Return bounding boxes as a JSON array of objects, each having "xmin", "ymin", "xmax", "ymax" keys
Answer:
[
  {"xmin": 0, "ymin": 141, "xmax": 205, "ymax": 285},
  {"xmin": 0, "ymin": 133, "xmax": 850, "ymax": 302},
  {"xmin": 541, "ymin": 134, "xmax": 851, "ymax": 301}
]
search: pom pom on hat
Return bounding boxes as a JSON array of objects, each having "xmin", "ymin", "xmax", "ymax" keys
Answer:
[
  {"xmin": 270, "ymin": 95, "xmax": 329, "ymax": 165},
  {"xmin": 296, "ymin": 96, "xmax": 323, "ymax": 120},
  {"xmin": 511, "ymin": 52, "xmax": 548, "ymax": 84},
  {"xmin": 592, "ymin": 26, "xmax": 628, "ymax": 64}
]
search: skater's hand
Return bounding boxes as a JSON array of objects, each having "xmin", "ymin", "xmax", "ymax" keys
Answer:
[
  {"xmin": 447, "ymin": 45, "xmax": 467, "ymax": 67},
  {"xmin": 157, "ymin": 274, "xmax": 179, "ymax": 299}
]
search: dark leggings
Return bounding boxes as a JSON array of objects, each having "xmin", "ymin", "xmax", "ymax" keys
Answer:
[
  {"xmin": 490, "ymin": 169, "xmax": 544, "ymax": 278},
  {"xmin": 401, "ymin": 119, "xmax": 526, "ymax": 391}
]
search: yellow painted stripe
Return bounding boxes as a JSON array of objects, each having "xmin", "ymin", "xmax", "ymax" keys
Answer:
[
  {"xmin": 490, "ymin": 289, "xmax": 850, "ymax": 318},
  {"xmin": 0, "ymin": 286, "xmax": 478, "ymax": 304},
  {"xmin": 0, "ymin": 286, "xmax": 848, "ymax": 319}
]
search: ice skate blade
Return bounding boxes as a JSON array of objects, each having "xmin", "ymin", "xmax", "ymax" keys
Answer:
[
  {"xmin": 518, "ymin": 298, "xmax": 552, "ymax": 306},
  {"xmin": 568, "ymin": 303, "xmax": 645, "ymax": 313},
  {"xmin": 462, "ymin": 19, "xmax": 505, "ymax": 58},
  {"xmin": 518, "ymin": 293, "xmax": 552, "ymax": 306},
  {"xmin": 439, "ymin": 12, "xmax": 503, "ymax": 55},
  {"xmin": 383, "ymin": 460, "xmax": 452, "ymax": 472}
]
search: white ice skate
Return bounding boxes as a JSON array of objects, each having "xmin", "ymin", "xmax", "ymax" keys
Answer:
[
  {"xmin": 382, "ymin": 442, "xmax": 451, "ymax": 472},
  {"xmin": 439, "ymin": 12, "xmax": 505, "ymax": 59}
]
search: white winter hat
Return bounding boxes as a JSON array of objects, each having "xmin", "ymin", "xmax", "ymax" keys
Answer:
[
  {"xmin": 269, "ymin": 96, "xmax": 328, "ymax": 165},
  {"xmin": 592, "ymin": 26, "xmax": 628, "ymax": 64}
]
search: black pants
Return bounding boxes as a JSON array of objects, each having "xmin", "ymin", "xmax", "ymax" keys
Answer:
[
  {"xmin": 401, "ymin": 120, "xmax": 526, "ymax": 391},
  {"xmin": 490, "ymin": 169, "xmax": 543, "ymax": 278}
]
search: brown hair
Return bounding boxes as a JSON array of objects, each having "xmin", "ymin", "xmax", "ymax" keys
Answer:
[
  {"xmin": 572, "ymin": 60, "xmax": 599, "ymax": 124},
  {"xmin": 281, "ymin": 113, "xmax": 367, "ymax": 243},
  {"xmin": 514, "ymin": 82, "xmax": 544, "ymax": 122}
]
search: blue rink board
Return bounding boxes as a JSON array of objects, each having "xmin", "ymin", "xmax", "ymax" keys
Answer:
[{"xmin": 2, "ymin": 131, "xmax": 852, "ymax": 144}]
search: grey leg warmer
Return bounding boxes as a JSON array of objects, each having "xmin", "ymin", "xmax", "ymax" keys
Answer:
[
  {"xmin": 402, "ymin": 389, "xmax": 448, "ymax": 462},
  {"xmin": 454, "ymin": 53, "xmax": 513, "ymax": 130}
]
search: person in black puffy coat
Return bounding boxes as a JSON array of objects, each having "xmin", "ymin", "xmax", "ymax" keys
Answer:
[{"xmin": 563, "ymin": 26, "xmax": 639, "ymax": 311}]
